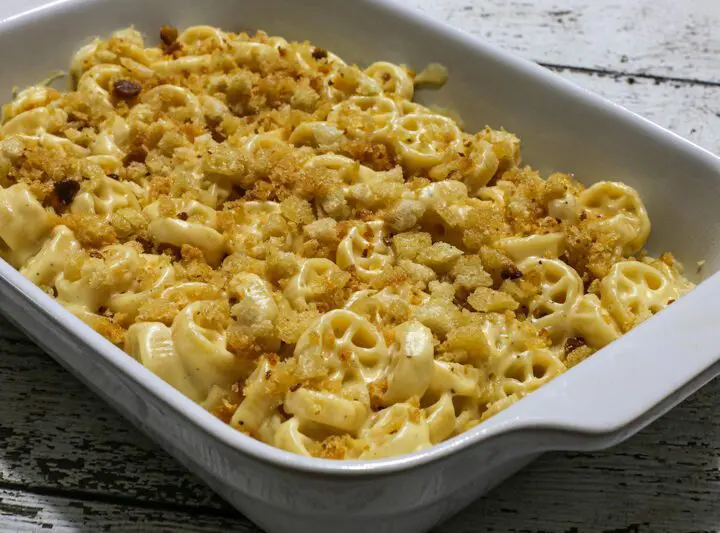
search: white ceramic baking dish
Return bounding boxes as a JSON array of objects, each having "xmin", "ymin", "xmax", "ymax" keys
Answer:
[{"xmin": 1, "ymin": 0, "xmax": 720, "ymax": 532}]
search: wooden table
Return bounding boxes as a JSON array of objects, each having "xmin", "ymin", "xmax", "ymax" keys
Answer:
[{"xmin": 1, "ymin": 0, "xmax": 719, "ymax": 531}]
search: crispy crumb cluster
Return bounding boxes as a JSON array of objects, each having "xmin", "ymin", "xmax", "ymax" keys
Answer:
[{"xmin": 0, "ymin": 25, "xmax": 694, "ymax": 460}]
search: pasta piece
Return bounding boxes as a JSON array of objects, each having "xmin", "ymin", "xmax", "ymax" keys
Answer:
[
  {"xmin": 327, "ymin": 95, "xmax": 398, "ymax": 139},
  {"xmin": 359, "ymin": 403, "xmax": 431, "ymax": 459},
  {"xmin": 305, "ymin": 153, "xmax": 361, "ymax": 184},
  {"xmin": 89, "ymin": 117, "xmax": 129, "ymax": 160},
  {"xmin": 140, "ymin": 282, "xmax": 225, "ymax": 325},
  {"xmin": 109, "ymin": 254, "xmax": 175, "ymax": 321},
  {"xmin": 125, "ymin": 322, "xmax": 202, "ymax": 401},
  {"xmin": 423, "ymin": 393, "xmax": 457, "ymax": 444},
  {"xmin": 569, "ymin": 294, "xmax": 621, "ymax": 349},
  {"xmin": 153, "ymin": 55, "xmax": 214, "ymax": 77},
  {"xmin": 294, "ymin": 44, "xmax": 345, "ymax": 73},
  {"xmin": 171, "ymin": 301, "xmax": 250, "ymax": 398},
  {"xmin": 488, "ymin": 348, "xmax": 565, "ymax": 407},
  {"xmin": 8, "ymin": 132, "xmax": 89, "ymax": 158},
  {"xmin": 382, "ymin": 321, "xmax": 435, "ymax": 405},
  {"xmin": 20, "ymin": 226, "xmax": 81, "ymax": 287},
  {"xmin": 646, "ymin": 256, "xmax": 695, "ymax": 300},
  {"xmin": 391, "ymin": 113, "xmax": 461, "ymax": 170},
  {"xmin": 56, "ymin": 243, "xmax": 142, "ymax": 312},
  {"xmin": 288, "ymin": 121, "xmax": 344, "ymax": 151},
  {"xmin": 77, "ymin": 64, "xmax": 126, "ymax": 110},
  {"xmin": 579, "ymin": 181, "xmax": 650, "ymax": 253},
  {"xmin": 364, "ymin": 61, "xmax": 414, "ymax": 99},
  {"xmin": 424, "ymin": 360, "xmax": 487, "ymax": 432},
  {"xmin": 426, "ymin": 360, "xmax": 483, "ymax": 399},
  {"xmin": 231, "ymin": 356, "xmax": 283, "ymax": 434},
  {"xmin": 497, "ymin": 233, "xmax": 565, "ymax": 262},
  {"xmin": 285, "ymin": 387, "xmax": 368, "ymax": 435},
  {"xmin": 2, "ymin": 106, "xmax": 67, "ymax": 136},
  {"xmin": 2, "ymin": 86, "xmax": 60, "ymax": 121},
  {"xmin": 518, "ymin": 257, "xmax": 584, "ymax": 344},
  {"xmin": 294, "ymin": 309, "xmax": 389, "ymax": 384},
  {"xmin": 274, "ymin": 417, "xmax": 316, "ymax": 457},
  {"xmin": 0, "ymin": 184, "xmax": 55, "ymax": 267},
  {"xmin": 600, "ymin": 260, "xmax": 673, "ymax": 331},
  {"xmin": 71, "ymin": 177, "xmax": 142, "ymax": 219},
  {"xmin": 284, "ymin": 258, "xmax": 346, "ymax": 310},
  {"xmin": 240, "ymin": 130, "xmax": 290, "ymax": 161},
  {"xmin": 336, "ymin": 220, "xmax": 394, "ymax": 281},
  {"xmin": 145, "ymin": 199, "xmax": 226, "ymax": 266},
  {"xmin": 177, "ymin": 25, "xmax": 227, "ymax": 49},
  {"xmin": 548, "ymin": 192, "xmax": 579, "ymax": 223},
  {"xmin": 230, "ymin": 273, "xmax": 278, "ymax": 327},
  {"xmin": 479, "ymin": 312, "xmax": 515, "ymax": 359},
  {"xmin": 70, "ymin": 39, "xmax": 102, "ymax": 80},
  {"xmin": 461, "ymin": 138, "xmax": 500, "ymax": 195}
]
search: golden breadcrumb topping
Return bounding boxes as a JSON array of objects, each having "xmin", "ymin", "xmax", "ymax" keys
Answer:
[{"xmin": 0, "ymin": 25, "xmax": 693, "ymax": 460}]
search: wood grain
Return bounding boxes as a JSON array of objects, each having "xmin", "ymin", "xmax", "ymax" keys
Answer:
[
  {"xmin": 443, "ymin": 379, "xmax": 720, "ymax": 532},
  {"xmin": 557, "ymin": 69, "xmax": 720, "ymax": 153},
  {"xmin": 1, "ymin": 1, "xmax": 719, "ymax": 532},
  {"xmin": 410, "ymin": 0, "xmax": 720, "ymax": 83},
  {"xmin": 0, "ymin": 488, "xmax": 256, "ymax": 532},
  {"xmin": 0, "ymin": 322, "xmax": 226, "ymax": 509}
]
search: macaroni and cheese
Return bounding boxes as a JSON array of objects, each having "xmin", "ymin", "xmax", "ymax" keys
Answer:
[{"xmin": 0, "ymin": 25, "xmax": 694, "ymax": 459}]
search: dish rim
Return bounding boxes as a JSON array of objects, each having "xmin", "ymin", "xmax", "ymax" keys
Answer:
[{"xmin": 1, "ymin": 0, "xmax": 719, "ymax": 477}]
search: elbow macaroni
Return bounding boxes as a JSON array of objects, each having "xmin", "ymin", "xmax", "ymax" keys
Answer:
[{"xmin": 0, "ymin": 25, "xmax": 693, "ymax": 460}]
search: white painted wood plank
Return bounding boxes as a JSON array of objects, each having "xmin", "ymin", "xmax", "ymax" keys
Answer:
[
  {"xmin": 444, "ymin": 380, "xmax": 720, "ymax": 532},
  {"xmin": 554, "ymin": 69, "xmax": 720, "ymax": 154},
  {"xmin": 439, "ymin": 381, "xmax": 720, "ymax": 533},
  {"xmin": 0, "ymin": 488, "xmax": 256, "ymax": 532},
  {"xmin": 410, "ymin": 0, "xmax": 720, "ymax": 83},
  {"xmin": 0, "ymin": 321, "xmax": 228, "ymax": 510}
]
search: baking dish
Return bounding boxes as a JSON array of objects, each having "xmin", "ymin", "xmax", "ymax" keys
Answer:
[{"xmin": 1, "ymin": 0, "xmax": 720, "ymax": 532}]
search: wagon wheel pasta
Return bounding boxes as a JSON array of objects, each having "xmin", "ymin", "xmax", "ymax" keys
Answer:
[{"xmin": 0, "ymin": 25, "xmax": 693, "ymax": 459}]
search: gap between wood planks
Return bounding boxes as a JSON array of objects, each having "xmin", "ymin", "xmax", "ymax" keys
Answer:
[
  {"xmin": 540, "ymin": 62, "xmax": 720, "ymax": 88},
  {"xmin": 0, "ymin": 479, "xmax": 239, "ymax": 520},
  {"xmin": 410, "ymin": 0, "xmax": 720, "ymax": 85}
]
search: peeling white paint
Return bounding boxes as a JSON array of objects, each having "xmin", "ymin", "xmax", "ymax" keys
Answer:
[
  {"xmin": 411, "ymin": 0, "xmax": 720, "ymax": 83},
  {"xmin": 1, "ymin": 1, "xmax": 719, "ymax": 532}
]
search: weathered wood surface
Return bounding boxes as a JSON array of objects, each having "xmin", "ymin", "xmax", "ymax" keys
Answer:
[
  {"xmin": 546, "ymin": 69, "xmax": 720, "ymax": 154},
  {"xmin": 414, "ymin": 0, "xmax": 720, "ymax": 83},
  {"xmin": 0, "ymin": 0, "xmax": 719, "ymax": 531}
]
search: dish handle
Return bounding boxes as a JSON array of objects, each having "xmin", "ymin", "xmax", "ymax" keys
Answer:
[{"xmin": 487, "ymin": 273, "xmax": 720, "ymax": 451}]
